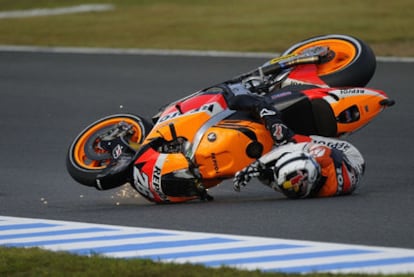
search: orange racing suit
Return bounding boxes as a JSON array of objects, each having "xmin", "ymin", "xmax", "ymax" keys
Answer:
[{"xmin": 255, "ymin": 135, "xmax": 365, "ymax": 197}]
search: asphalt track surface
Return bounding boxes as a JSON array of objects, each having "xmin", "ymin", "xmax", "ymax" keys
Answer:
[{"xmin": 0, "ymin": 50, "xmax": 413, "ymax": 250}]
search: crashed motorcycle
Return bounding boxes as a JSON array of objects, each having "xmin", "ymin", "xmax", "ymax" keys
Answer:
[{"xmin": 66, "ymin": 34, "xmax": 394, "ymax": 203}]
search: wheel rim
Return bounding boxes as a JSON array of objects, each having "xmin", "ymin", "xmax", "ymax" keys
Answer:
[
  {"xmin": 73, "ymin": 117, "xmax": 144, "ymax": 170},
  {"xmin": 292, "ymin": 39, "xmax": 358, "ymax": 76}
]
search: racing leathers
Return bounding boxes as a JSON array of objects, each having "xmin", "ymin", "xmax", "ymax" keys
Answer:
[
  {"xmin": 227, "ymin": 92, "xmax": 294, "ymax": 146},
  {"xmin": 233, "ymin": 135, "xmax": 365, "ymax": 198}
]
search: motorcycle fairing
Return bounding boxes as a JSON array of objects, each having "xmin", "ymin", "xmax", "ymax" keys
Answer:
[
  {"xmin": 132, "ymin": 145, "xmax": 199, "ymax": 203},
  {"xmin": 268, "ymin": 86, "xmax": 390, "ymax": 137},
  {"xmin": 145, "ymin": 92, "xmax": 229, "ymax": 143},
  {"xmin": 156, "ymin": 92, "xmax": 228, "ymax": 122},
  {"xmin": 282, "ymin": 64, "xmax": 329, "ymax": 88},
  {"xmin": 133, "ymin": 146, "xmax": 168, "ymax": 202},
  {"xmin": 321, "ymin": 87, "xmax": 389, "ymax": 135},
  {"xmin": 194, "ymin": 119, "xmax": 273, "ymax": 182}
]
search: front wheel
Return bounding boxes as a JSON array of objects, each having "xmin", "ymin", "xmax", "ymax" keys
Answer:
[
  {"xmin": 282, "ymin": 34, "xmax": 377, "ymax": 87},
  {"xmin": 66, "ymin": 114, "xmax": 152, "ymax": 188}
]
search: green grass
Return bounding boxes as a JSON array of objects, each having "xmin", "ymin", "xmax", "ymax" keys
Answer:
[
  {"xmin": 1, "ymin": 246, "xmax": 413, "ymax": 277},
  {"xmin": 0, "ymin": 246, "xmax": 312, "ymax": 277},
  {"xmin": 1, "ymin": 246, "xmax": 413, "ymax": 276},
  {"xmin": 0, "ymin": 0, "xmax": 413, "ymax": 56}
]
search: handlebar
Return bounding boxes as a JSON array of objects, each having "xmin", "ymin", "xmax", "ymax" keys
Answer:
[
  {"xmin": 229, "ymin": 46, "xmax": 329, "ymax": 84},
  {"xmin": 262, "ymin": 55, "xmax": 321, "ymax": 75}
]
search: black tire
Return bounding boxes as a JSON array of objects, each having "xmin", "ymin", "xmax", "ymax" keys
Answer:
[
  {"xmin": 282, "ymin": 34, "xmax": 376, "ymax": 87},
  {"xmin": 66, "ymin": 114, "xmax": 152, "ymax": 188}
]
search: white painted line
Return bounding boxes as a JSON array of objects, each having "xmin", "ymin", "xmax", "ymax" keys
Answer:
[
  {"xmin": 1, "ymin": 215, "xmax": 414, "ymax": 274},
  {"xmin": 328, "ymin": 263, "xmax": 414, "ymax": 275},
  {"xmin": 0, "ymin": 44, "xmax": 412, "ymax": 62},
  {"xmin": 0, "ymin": 44, "xmax": 277, "ymax": 58},
  {"xmin": 375, "ymin": 56, "xmax": 414, "ymax": 63},
  {"xmin": 0, "ymin": 4, "xmax": 114, "ymax": 19},
  {"xmin": 109, "ymin": 240, "xmax": 297, "ymax": 258}
]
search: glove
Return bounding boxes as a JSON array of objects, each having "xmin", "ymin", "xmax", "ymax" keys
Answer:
[
  {"xmin": 268, "ymin": 122, "xmax": 294, "ymax": 145},
  {"xmin": 233, "ymin": 160, "xmax": 266, "ymax": 192}
]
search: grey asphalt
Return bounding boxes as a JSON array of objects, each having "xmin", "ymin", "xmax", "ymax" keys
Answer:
[{"xmin": 0, "ymin": 50, "xmax": 413, "ymax": 249}]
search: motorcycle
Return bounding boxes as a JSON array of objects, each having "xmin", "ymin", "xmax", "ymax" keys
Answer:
[{"xmin": 66, "ymin": 34, "xmax": 394, "ymax": 203}]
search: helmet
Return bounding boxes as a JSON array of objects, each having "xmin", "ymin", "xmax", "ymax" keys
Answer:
[{"xmin": 273, "ymin": 151, "xmax": 320, "ymax": 199}]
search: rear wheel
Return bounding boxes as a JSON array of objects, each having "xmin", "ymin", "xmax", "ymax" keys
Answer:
[
  {"xmin": 66, "ymin": 114, "xmax": 152, "ymax": 188},
  {"xmin": 282, "ymin": 34, "xmax": 376, "ymax": 87}
]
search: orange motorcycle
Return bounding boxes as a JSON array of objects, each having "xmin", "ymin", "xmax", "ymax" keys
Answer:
[{"xmin": 66, "ymin": 34, "xmax": 394, "ymax": 203}]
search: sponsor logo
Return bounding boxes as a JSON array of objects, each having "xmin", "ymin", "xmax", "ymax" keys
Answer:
[
  {"xmin": 159, "ymin": 103, "xmax": 222, "ymax": 122},
  {"xmin": 211, "ymin": 153, "xmax": 220, "ymax": 173},
  {"xmin": 309, "ymin": 145, "xmax": 326, "ymax": 158},
  {"xmin": 133, "ymin": 159, "xmax": 167, "ymax": 201},
  {"xmin": 312, "ymin": 139, "xmax": 351, "ymax": 152},
  {"xmin": 270, "ymin": 91, "xmax": 292, "ymax": 99},
  {"xmin": 112, "ymin": 144, "xmax": 123, "ymax": 159},
  {"xmin": 283, "ymin": 78, "xmax": 322, "ymax": 87},
  {"xmin": 340, "ymin": 88, "xmax": 365, "ymax": 94},
  {"xmin": 259, "ymin": 108, "xmax": 277, "ymax": 118},
  {"xmin": 207, "ymin": 132, "xmax": 217, "ymax": 142},
  {"xmin": 153, "ymin": 155, "xmax": 168, "ymax": 201},
  {"xmin": 152, "ymin": 165, "xmax": 167, "ymax": 201},
  {"xmin": 283, "ymin": 170, "xmax": 306, "ymax": 192}
]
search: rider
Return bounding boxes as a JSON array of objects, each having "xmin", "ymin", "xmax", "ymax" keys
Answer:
[{"xmin": 229, "ymin": 92, "xmax": 365, "ymax": 199}]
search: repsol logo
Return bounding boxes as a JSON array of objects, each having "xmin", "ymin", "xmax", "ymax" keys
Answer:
[
  {"xmin": 211, "ymin": 153, "xmax": 220, "ymax": 173},
  {"xmin": 312, "ymin": 139, "xmax": 351, "ymax": 152},
  {"xmin": 340, "ymin": 89, "xmax": 365, "ymax": 94},
  {"xmin": 152, "ymin": 165, "xmax": 167, "ymax": 201}
]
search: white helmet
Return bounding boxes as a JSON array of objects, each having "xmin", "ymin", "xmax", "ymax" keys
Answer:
[{"xmin": 273, "ymin": 151, "xmax": 320, "ymax": 198}]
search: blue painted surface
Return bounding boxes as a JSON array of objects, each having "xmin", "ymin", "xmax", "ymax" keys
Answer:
[{"xmin": 1, "ymin": 215, "xmax": 414, "ymax": 274}]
